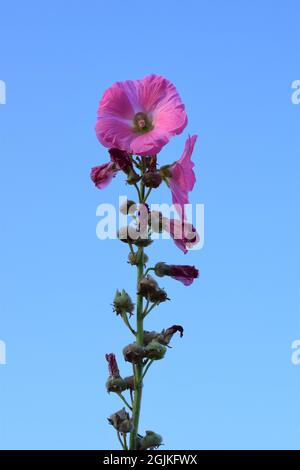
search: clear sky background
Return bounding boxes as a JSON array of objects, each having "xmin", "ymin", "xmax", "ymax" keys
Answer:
[{"xmin": 0, "ymin": 0, "xmax": 299, "ymax": 450}]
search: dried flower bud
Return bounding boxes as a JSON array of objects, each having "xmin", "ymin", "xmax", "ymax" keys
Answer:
[
  {"xmin": 139, "ymin": 431, "xmax": 163, "ymax": 449},
  {"xmin": 142, "ymin": 171, "xmax": 162, "ymax": 188},
  {"xmin": 149, "ymin": 211, "xmax": 164, "ymax": 233},
  {"xmin": 113, "ymin": 289, "xmax": 135, "ymax": 316},
  {"xmin": 108, "ymin": 408, "xmax": 133, "ymax": 433},
  {"xmin": 149, "ymin": 287, "xmax": 169, "ymax": 304},
  {"xmin": 144, "ymin": 340, "xmax": 167, "ymax": 360},
  {"xmin": 123, "ymin": 375, "xmax": 135, "ymax": 391},
  {"xmin": 123, "ymin": 343, "xmax": 145, "ymax": 363},
  {"xmin": 138, "ymin": 275, "xmax": 159, "ymax": 298},
  {"xmin": 128, "ymin": 252, "xmax": 149, "ymax": 266},
  {"xmin": 119, "ymin": 199, "xmax": 137, "ymax": 215},
  {"xmin": 162, "ymin": 325, "xmax": 184, "ymax": 345}
]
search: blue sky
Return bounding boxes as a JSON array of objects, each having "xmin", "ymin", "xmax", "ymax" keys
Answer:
[{"xmin": 0, "ymin": 0, "xmax": 299, "ymax": 450}]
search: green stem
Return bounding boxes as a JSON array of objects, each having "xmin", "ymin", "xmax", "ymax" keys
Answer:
[
  {"xmin": 116, "ymin": 392, "xmax": 133, "ymax": 411},
  {"xmin": 129, "ymin": 246, "xmax": 144, "ymax": 450},
  {"xmin": 142, "ymin": 359, "xmax": 154, "ymax": 380},
  {"xmin": 143, "ymin": 301, "xmax": 159, "ymax": 319}
]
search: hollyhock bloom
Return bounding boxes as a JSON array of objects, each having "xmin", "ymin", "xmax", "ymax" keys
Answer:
[
  {"xmin": 162, "ymin": 217, "xmax": 200, "ymax": 254},
  {"xmin": 163, "ymin": 325, "xmax": 184, "ymax": 344},
  {"xmin": 91, "ymin": 148, "xmax": 137, "ymax": 189},
  {"xmin": 105, "ymin": 353, "xmax": 120, "ymax": 378},
  {"xmin": 96, "ymin": 74, "xmax": 187, "ymax": 156},
  {"xmin": 90, "ymin": 162, "xmax": 117, "ymax": 189},
  {"xmin": 154, "ymin": 262, "xmax": 199, "ymax": 286},
  {"xmin": 161, "ymin": 135, "xmax": 197, "ymax": 218}
]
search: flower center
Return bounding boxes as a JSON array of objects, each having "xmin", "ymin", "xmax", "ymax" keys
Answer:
[{"xmin": 133, "ymin": 112, "xmax": 154, "ymax": 134}]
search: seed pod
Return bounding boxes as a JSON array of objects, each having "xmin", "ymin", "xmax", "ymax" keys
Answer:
[
  {"xmin": 139, "ymin": 431, "xmax": 163, "ymax": 449},
  {"xmin": 138, "ymin": 276, "xmax": 159, "ymax": 298},
  {"xmin": 106, "ymin": 376, "xmax": 127, "ymax": 393},
  {"xmin": 113, "ymin": 289, "xmax": 135, "ymax": 316},
  {"xmin": 123, "ymin": 375, "xmax": 135, "ymax": 391},
  {"xmin": 149, "ymin": 287, "xmax": 169, "ymax": 304},
  {"xmin": 128, "ymin": 252, "xmax": 149, "ymax": 266},
  {"xmin": 123, "ymin": 343, "xmax": 145, "ymax": 363},
  {"xmin": 144, "ymin": 340, "xmax": 167, "ymax": 360},
  {"xmin": 108, "ymin": 408, "xmax": 133, "ymax": 434}
]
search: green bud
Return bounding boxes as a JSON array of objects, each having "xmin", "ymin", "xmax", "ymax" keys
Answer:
[
  {"xmin": 106, "ymin": 377, "xmax": 127, "ymax": 394},
  {"xmin": 128, "ymin": 252, "xmax": 149, "ymax": 266},
  {"xmin": 113, "ymin": 289, "xmax": 135, "ymax": 316},
  {"xmin": 139, "ymin": 430, "xmax": 163, "ymax": 449},
  {"xmin": 144, "ymin": 340, "xmax": 167, "ymax": 360}
]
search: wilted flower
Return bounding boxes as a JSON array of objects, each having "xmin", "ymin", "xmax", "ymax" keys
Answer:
[
  {"xmin": 162, "ymin": 325, "xmax": 184, "ymax": 345},
  {"xmin": 108, "ymin": 408, "xmax": 133, "ymax": 433},
  {"xmin": 161, "ymin": 135, "xmax": 197, "ymax": 218},
  {"xmin": 113, "ymin": 289, "xmax": 135, "ymax": 316},
  {"xmin": 154, "ymin": 262, "xmax": 199, "ymax": 286},
  {"xmin": 105, "ymin": 353, "xmax": 127, "ymax": 393},
  {"xmin": 96, "ymin": 74, "xmax": 187, "ymax": 156},
  {"xmin": 162, "ymin": 217, "xmax": 200, "ymax": 254},
  {"xmin": 90, "ymin": 162, "xmax": 117, "ymax": 189},
  {"xmin": 123, "ymin": 343, "xmax": 145, "ymax": 363}
]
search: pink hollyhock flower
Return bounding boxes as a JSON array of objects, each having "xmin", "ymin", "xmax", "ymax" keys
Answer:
[
  {"xmin": 91, "ymin": 148, "xmax": 135, "ymax": 189},
  {"xmin": 96, "ymin": 74, "xmax": 187, "ymax": 156},
  {"xmin": 154, "ymin": 262, "xmax": 199, "ymax": 286},
  {"xmin": 162, "ymin": 217, "xmax": 200, "ymax": 254},
  {"xmin": 105, "ymin": 353, "xmax": 120, "ymax": 378},
  {"xmin": 161, "ymin": 135, "xmax": 197, "ymax": 218},
  {"xmin": 90, "ymin": 162, "xmax": 117, "ymax": 189}
]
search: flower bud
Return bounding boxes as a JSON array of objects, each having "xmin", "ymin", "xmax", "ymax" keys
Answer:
[
  {"xmin": 128, "ymin": 252, "xmax": 149, "ymax": 266},
  {"xmin": 139, "ymin": 430, "xmax": 163, "ymax": 449},
  {"xmin": 126, "ymin": 167, "xmax": 140, "ymax": 185},
  {"xmin": 142, "ymin": 171, "xmax": 162, "ymax": 188},
  {"xmin": 113, "ymin": 289, "xmax": 135, "ymax": 316},
  {"xmin": 106, "ymin": 376, "xmax": 127, "ymax": 393},
  {"xmin": 123, "ymin": 375, "xmax": 135, "ymax": 391},
  {"xmin": 119, "ymin": 199, "xmax": 137, "ymax": 215},
  {"xmin": 108, "ymin": 408, "xmax": 133, "ymax": 433},
  {"xmin": 154, "ymin": 262, "xmax": 171, "ymax": 277},
  {"xmin": 123, "ymin": 343, "xmax": 145, "ymax": 363},
  {"xmin": 144, "ymin": 340, "xmax": 167, "ymax": 360}
]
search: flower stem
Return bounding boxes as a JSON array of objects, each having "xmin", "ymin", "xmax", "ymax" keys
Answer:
[
  {"xmin": 116, "ymin": 392, "xmax": 133, "ymax": 411},
  {"xmin": 129, "ymin": 245, "xmax": 144, "ymax": 450}
]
